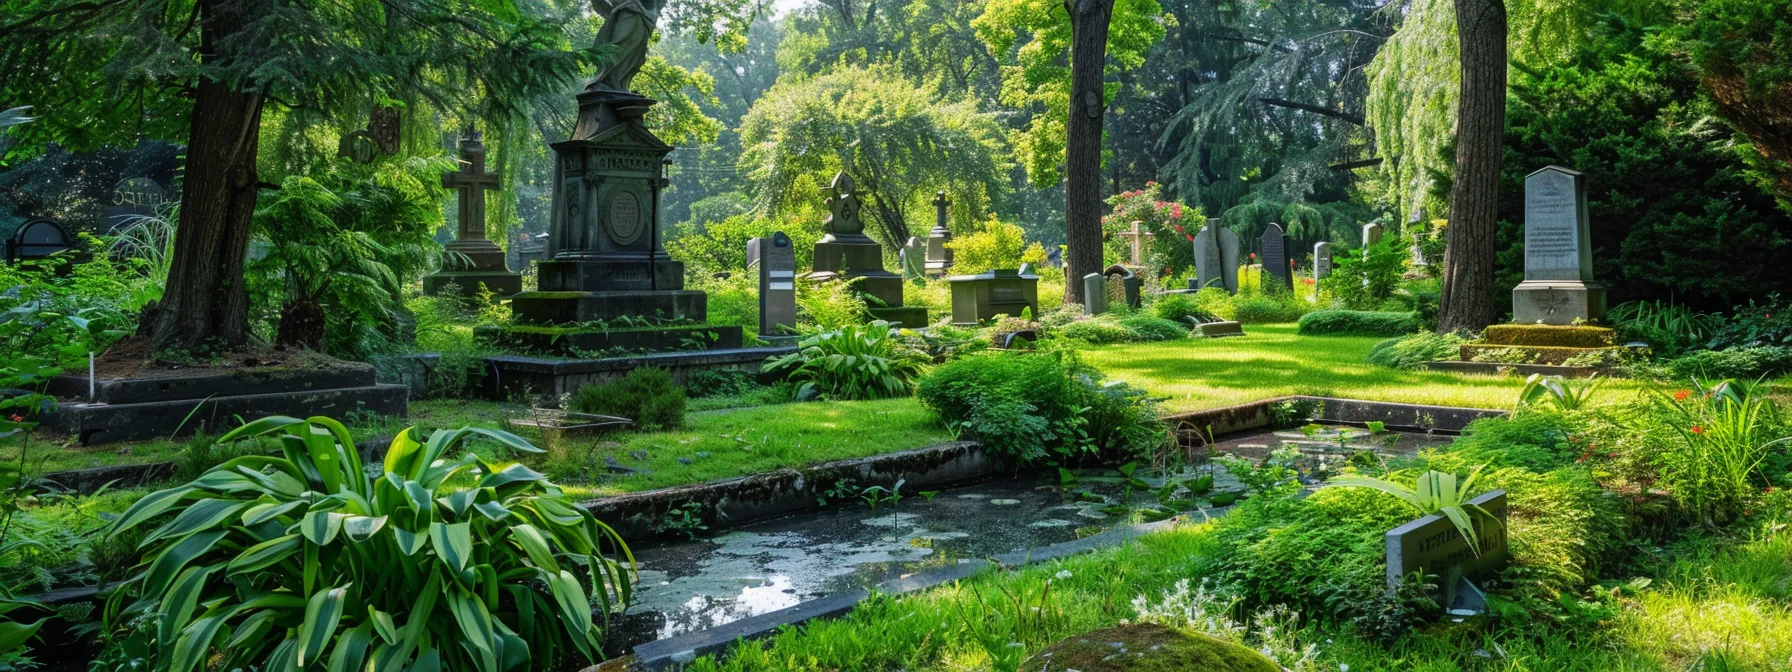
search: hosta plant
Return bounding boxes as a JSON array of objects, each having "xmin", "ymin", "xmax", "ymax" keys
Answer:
[
  {"xmin": 99, "ymin": 416, "xmax": 634, "ymax": 672},
  {"xmin": 763, "ymin": 321, "xmax": 928, "ymax": 400}
]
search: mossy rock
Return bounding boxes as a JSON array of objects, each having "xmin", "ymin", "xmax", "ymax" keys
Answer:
[
  {"xmin": 1480, "ymin": 324, "xmax": 1615, "ymax": 348},
  {"xmin": 1021, "ymin": 623, "xmax": 1280, "ymax": 672}
]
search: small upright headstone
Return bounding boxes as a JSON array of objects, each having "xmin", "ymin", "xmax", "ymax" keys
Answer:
[
  {"xmin": 1191, "ymin": 218, "xmax": 1240, "ymax": 294},
  {"xmin": 1104, "ymin": 264, "xmax": 1143, "ymax": 308},
  {"xmin": 1362, "ymin": 221, "xmax": 1384, "ymax": 261},
  {"xmin": 1512, "ymin": 166, "xmax": 1604, "ymax": 324},
  {"xmin": 808, "ymin": 172, "xmax": 926, "ymax": 327},
  {"xmin": 1082, "ymin": 272, "xmax": 1109, "ymax": 315},
  {"xmin": 423, "ymin": 128, "xmax": 523, "ymax": 298},
  {"xmin": 754, "ymin": 232, "xmax": 798, "ymax": 339},
  {"xmin": 3, "ymin": 217, "xmax": 76, "ymax": 265},
  {"xmin": 925, "ymin": 191, "xmax": 954, "ymax": 276},
  {"xmin": 900, "ymin": 236, "xmax": 926, "ymax": 283},
  {"xmin": 1313, "ymin": 242, "xmax": 1332, "ymax": 281},
  {"xmin": 1259, "ymin": 223, "xmax": 1292, "ymax": 291},
  {"xmin": 1386, "ymin": 490, "xmax": 1509, "ymax": 612}
]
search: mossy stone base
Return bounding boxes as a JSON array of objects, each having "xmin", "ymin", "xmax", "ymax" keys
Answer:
[
  {"xmin": 1021, "ymin": 623, "xmax": 1280, "ymax": 672},
  {"xmin": 1459, "ymin": 344, "xmax": 1621, "ymax": 365},
  {"xmin": 1481, "ymin": 324, "xmax": 1615, "ymax": 348},
  {"xmin": 421, "ymin": 270, "xmax": 523, "ymax": 298},
  {"xmin": 511, "ymin": 290, "xmax": 709, "ymax": 324},
  {"xmin": 475, "ymin": 324, "xmax": 743, "ymax": 355}
]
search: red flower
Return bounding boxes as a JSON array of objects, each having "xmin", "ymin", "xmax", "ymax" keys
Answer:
[
  {"xmin": 1689, "ymin": 425, "xmax": 1705, "ymax": 435},
  {"xmin": 1249, "ymin": 253, "xmax": 1257, "ymax": 260},
  {"xmin": 1674, "ymin": 389, "xmax": 1691, "ymax": 401},
  {"xmin": 1185, "ymin": 234, "xmax": 1194, "ymax": 241},
  {"xmin": 7, "ymin": 414, "xmax": 20, "ymax": 423}
]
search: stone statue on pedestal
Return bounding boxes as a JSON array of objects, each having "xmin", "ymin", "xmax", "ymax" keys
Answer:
[{"xmin": 587, "ymin": 0, "xmax": 665, "ymax": 93}]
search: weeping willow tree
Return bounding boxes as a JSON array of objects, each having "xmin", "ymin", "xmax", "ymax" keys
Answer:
[{"xmin": 737, "ymin": 65, "xmax": 1009, "ymax": 247}]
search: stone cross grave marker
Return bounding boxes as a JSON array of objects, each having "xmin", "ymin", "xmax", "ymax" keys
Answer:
[
  {"xmin": 424, "ymin": 128, "xmax": 522, "ymax": 297},
  {"xmin": 1513, "ymin": 166, "xmax": 1604, "ymax": 324},
  {"xmin": 442, "ymin": 130, "xmax": 501, "ymax": 241},
  {"xmin": 753, "ymin": 232, "xmax": 798, "ymax": 336},
  {"xmin": 1259, "ymin": 223, "xmax": 1292, "ymax": 291},
  {"xmin": 925, "ymin": 190, "xmax": 954, "ymax": 275},
  {"xmin": 1116, "ymin": 220, "xmax": 1153, "ymax": 267}
]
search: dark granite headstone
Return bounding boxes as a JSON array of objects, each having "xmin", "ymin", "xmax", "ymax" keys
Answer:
[
  {"xmin": 806, "ymin": 172, "xmax": 925, "ymax": 327},
  {"xmin": 1314, "ymin": 242, "xmax": 1332, "ymax": 281},
  {"xmin": 947, "ymin": 268, "xmax": 1040, "ymax": 325},
  {"xmin": 1191, "ymin": 218, "xmax": 1240, "ymax": 294},
  {"xmin": 4, "ymin": 217, "xmax": 75, "ymax": 264},
  {"xmin": 105, "ymin": 177, "xmax": 170, "ymax": 231},
  {"xmin": 1512, "ymin": 166, "xmax": 1604, "ymax": 324},
  {"xmin": 1259, "ymin": 222, "xmax": 1291, "ymax": 291},
  {"xmin": 1081, "ymin": 272, "xmax": 1108, "ymax": 315},
  {"xmin": 754, "ymin": 232, "xmax": 797, "ymax": 337}
]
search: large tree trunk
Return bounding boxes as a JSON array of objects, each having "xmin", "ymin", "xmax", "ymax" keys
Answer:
[
  {"xmin": 143, "ymin": 0, "xmax": 265, "ymax": 353},
  {"xmin": 1063, "ymin": 0, "xmax": 1115, "ymax": 306},
  {"xmin": 1436, "ymin": 0, "xmax": 1506, "ymax": 333}
]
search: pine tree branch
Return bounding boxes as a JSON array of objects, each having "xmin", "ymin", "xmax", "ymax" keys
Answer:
[
  {"xmin": 1258, "ymin": 98, "xmax": 1364, "ymax": 126},
  {"xmin": 1329, "ymin": 158, "xmax": 1382, "ymax": 170}
]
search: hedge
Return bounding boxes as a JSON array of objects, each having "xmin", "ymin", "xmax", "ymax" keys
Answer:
[{"xmin": 1296, "ymin": 310, "xmax": 1421, "ymax": 336}]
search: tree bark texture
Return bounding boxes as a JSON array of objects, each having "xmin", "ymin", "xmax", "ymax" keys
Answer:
[
  {"xmin": 1063, "ymin": 0, "xmax": 1115, "ymax": 306},
  {"xmin": 144, "ymin": 0, "xmax": 265, "ymax": 353},
  {"xmin": 1436, "ymin": 0, "xmax": 1506, "ymax": 334}
]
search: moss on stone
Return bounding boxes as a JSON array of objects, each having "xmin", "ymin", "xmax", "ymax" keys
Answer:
[
  {"xmin": 1459, "ymin": 343, "xmax": 1622, "ymax": 365},
  {"xmin": 1480, "ymin": 324, "xmax": 1615, "ymax": 348},
  {"xmin": 1020, "ymin": 623, "xmax": 1280, "ymax": 672}
]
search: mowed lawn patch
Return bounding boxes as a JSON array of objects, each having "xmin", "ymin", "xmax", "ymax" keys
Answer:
[{"xmin": 1081, "ymin": 323, "xmax": 1635, "ymax": 412}]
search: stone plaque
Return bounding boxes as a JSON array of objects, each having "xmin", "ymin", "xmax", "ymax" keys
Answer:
[
  {"xmin": 756, "ymin": 232, "xmax": 798, "ymax": 336},
  {"xmin": 608, "ymin": 190, "xmax": 644, "ymax": 245},
  {"xmin": 1385, "ymin": 490, "xmax": 1509, "ymax": 591},
  {"xmin": 1522, "ymin": 166, "xmax": 1592, "ymax": 283},
  {"xmin": 1314, "ymin": 242, "xmax": 1332, "ymax": 281},
  {"xmin": 106, "ymin": 177, "xmax": 169, "ymax": 230},
  {"xmin": 1259, "ymin": 223, "xmax": 1291, "ymax": 291}
]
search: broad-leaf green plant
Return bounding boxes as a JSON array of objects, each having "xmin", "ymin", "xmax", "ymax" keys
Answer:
[
  {"xmin": 1515, "ymin": 374, "xmax": 1601, "ymax": 414},
  {"xmin": 763, "ymin": 321, "xmax": 928, "ymax": 400},
  {"xmin": 1331, "ymin": 466, "xmax": 1501, "ymax": 555},
  {"xmin": 99, "ymin": 415, "xmax": 634, "ymax": 672}
]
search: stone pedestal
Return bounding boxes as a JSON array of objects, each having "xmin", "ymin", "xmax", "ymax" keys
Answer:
[
  {"xmin": 947, "ymin": 269, "xmax": 1040, "ymax": 325},
  {"xmin": 805, "ymin": 173, "xmax": 927, "ymax": 328},
  {"xmin": 424, "ymin": 130, "xmax": 523, "ymax": 298},
  {"xmin": 925, "ymin": 191, "xmax": 954, "ymax": 277},
  {"xmin": 1512, "ymin": 281, "xmax": 1606, "ymax": 326}
]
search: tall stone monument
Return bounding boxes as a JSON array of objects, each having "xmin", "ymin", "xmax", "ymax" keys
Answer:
[
  {"xmin": 482, "ymin": 20, "xmax": 742, "ymax": 353},
  {"xmin": 1513, "ymin": 166, "xmax": 1604, "ymax": 325},
  {"xmin": 924, "ymin": 191, "xmax": 954, "ymax": 277},
  {"xmin": 808, "ymin": 172, "xmax": 927, "ymax": 327},
  {"xmin": 424, "ymin": 129, "xmax": 524, "ymax": 298},
  {"xmin": 1191, "ymin": 218, "xmax": 1240, "ymax": 294},
  {"xmin": 749, "ymin": 232, "xmax": 798, "ymax": 343},
  {"xmin": 1259, "ymin": 223, "xmax": 1292, "ymax": 291}
]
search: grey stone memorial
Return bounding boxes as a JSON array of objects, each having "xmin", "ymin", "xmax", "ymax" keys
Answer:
[
  {"xmin": 1513, "ymin": 166, "xmax": 1605, "ymax": 325},
  {"xmin": 1313, "ymin": 241, "xmax": 1333, "ymax": 281},
  {"xmin": 900, "ymin": 236, "xmax": 926, "ymax": 284},
  {"xmin": 3, "ymin": 217, "xmax": 76, "ymax": 265},
  {"xmin": 1362, "ymin": 221, "xmax": 1384, "ymax": 251},
  {"xmin": 751, "ymin": 232, "xmax": 798, "ymax": 340},
  {"xmin": 1103, "ymin": 264, "xmax": 1143, "ymax": 308},
  {"xmin": 1116, "ymin": 220, "xmax": 1153, "ymax": 267},
  {"xmin": 1081, "ymin": 272, "xmax": 1109, "ymax": 315},
  {"xmin": 423, "ymin": 129, "xmax": 525, "ymax": 298},
  {"xmin": 806, "ymin": 172, "xmax": 927, "ymax": 327},
  {"xmin": 924, "ymin": 191, "xmax": 954, "ymax": 276},
  {"xmin": 1386, "ymin": 490, "xmax": 1509, "ymax": 614},
  {"xmin": 948, "ymin": 268, "xmax": 1040, "ymax": 325},
  {"xmin": 1258, "ymin": 223, "xmax": 1292, "ymax": 291},
  {"xmin": 1190, "ymin": 218, "xmax": 1240, "ymax": 294}
]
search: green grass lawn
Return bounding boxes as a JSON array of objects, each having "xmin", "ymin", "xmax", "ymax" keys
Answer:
[{"xmin": 1082, "ymin": 323, "xmax": 1642, "ymax": 412}]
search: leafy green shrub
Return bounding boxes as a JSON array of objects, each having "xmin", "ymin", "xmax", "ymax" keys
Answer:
[
  {"xmin": 945, "ymin": 218, "xmax": 1048, "ymax": 274},
  {"xmin": 1057, "ymin": 316, "xmax": 1135, "ymax": 344},
  {"xmin": 763, "ymin": 322, "xmax": 928, "ymax": 400},
  {"xmin": 1296, "ymin": 310, "xmax": 1421, "ymax": 337},
  {"xmin": 99, "ymin": 416, "xmax": 632, "ymax": 671},
  {"xmin": 916, "ymin": 351, "xmax": 1167, "ymax": 464},
  {"xmin": 571, "ymin": 366, "xmax": 687, "ymax": 430},
  {"xmin": 684, "ymin": 368, "xmax": 761, "ymax": 398},
  {"xmin": 1318, "ymin": 236, "xmax": 1408, "ymax": 310},
  {"xmin": 1608, "ymin": 300, "xmax": 1721, "ymax": 357},
  {"xmin": 1193, "ymin": 287, "xmax": 1237, "ymax": 321},
  {"xmin": 1151, "ymin": 294, "xmax": 1207, "ymax": 324},
  {"xmin": 1232, "ymin": 295, "xmax": 1307, "ymax": 324},
  {"xmin": 1666, "ymin": 346, "xmax": 1792, "ymax": 381},
  {"xmin": 1445, "ymin": 414, "xmax": 1580, "ymax": 472},
  {"xmin": 1367, "ymin": 332, "xmax": 1469, "ymax": 370},
  {"xmin": 1117, "ymin": 314, "xmax": 1188, "ymax": 342},
  {"xmin": 1646, "ymin": 381, "xmax": 1787, "ymax": 524}
]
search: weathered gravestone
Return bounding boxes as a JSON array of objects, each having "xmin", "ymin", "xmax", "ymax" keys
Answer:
[
  {"xmin": 1513, "ymin": 166, "xmax": 1605, "ymax": 325},
  {"xmin": 749, "ymin": 232, "xmax": 798, "ymax": 341},
  {"xmin": 1082, "ymin": 272, "xmax": 1109, "ymax": 315},
  {"xmin": 1313, "ymin": 242, "xmax": 1333, "ymax": 281},
  {"xmin": 900, "ymin": 236, "xmax": 926, "ymax": 284},
  {"xmin": 806, "ymin": 172, "xmax": 927, "ymax": 327},
  {"xmin": 948, "ymin": 267, "xmax": 1040, "ymax": 326},
  {"xmin": 1362, "ymin": 221, "xmax": 1383, "ymax": 253},
  {"xmin": 1190, "ymin": 218, "xmax": 1240, "ymax": 294},
  {"xmin": 423, "ymin": 129, "xmax": 524, "ymax": 298},
  {"xmin": 1116, "ymin": 221, "xmax": 1153, "ymax": 267},
  {"xmin": 105, "ymin": 177, "xmax": 170, "ymax": 231},
  {"xmin": 925, "ymin": 191, "xmax": 954, "ymax": 276},
  {"xmin": 3, "ymin": 217, "xmax": 76, "ymax": 265},
  {"xmin": 1258, "ymin": 223, "xmax": 1292, "ymax": 291},
  {"xmin": 1104, "ymin": 264, "xmax": 1143, "ymax": 308},
  {"xmin": 1386, "ymin": 490, "xmax": 1509, "ymax": 615}
]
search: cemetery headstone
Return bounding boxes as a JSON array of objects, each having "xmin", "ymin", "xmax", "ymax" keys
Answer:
[
  {"xmin": 1408, "ymin": 208, "xmax": 1430, "ymax": 267},
  {"xmin": 901, "ymin": 236, "xmax": 926, "ymax": 283},
  {"xmin": 1512, "ymin": 166, "xmax": 1605, "ymax": 324},
  {"xmin": 105, "ymin": 177, "xmax": 170, "ymax": 231},
  {"xmin": 3, "ymin": 217, "xmax": 76, "ymax": 265},
  {"xmin": 924, "ymin": 191, "xmax": 954, "ymax": 276},
  {"xmin": 1191, "ymin": 218, "xmax": 1240, "ymax": 294},
  {"xmin": 1081, "ymin": 272, "xmax": 1109, "ymax": 315},
  {"xmin": 1313, "ymin": 242, "xmax": 1332, "ymax": 281},
  {"xmin": 806, "ymin": 172, "xmax": 926, "ymax": 327},
  {"xmin": 423, "ymin": 129, "xmax": 524, "ymax": 298},
  {"xmin": 1258, "ymin": 223, "xmax": 1292, "ymax": 291},
  {"xmin": 948, "ymin": 267, "xmax": 1040, "ymax": 325},
  {"xmin": 1361, "ymin": 221, "xmax": 1384, "ymax": 262},
  {"xmin": 753, "ymin": 232, "xmax": 798, "ymax": 340},
  {"xmin": 1386, "ymin": 490, "xmax": 1509, "ymax": 613},
  {"xmin": 1103, "ymin": 264, "xmax": 1143, "ymax": 308},
  {"xmin": 1116, "ymin": 220, "xmax": 1153, "ymax": 267}
]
